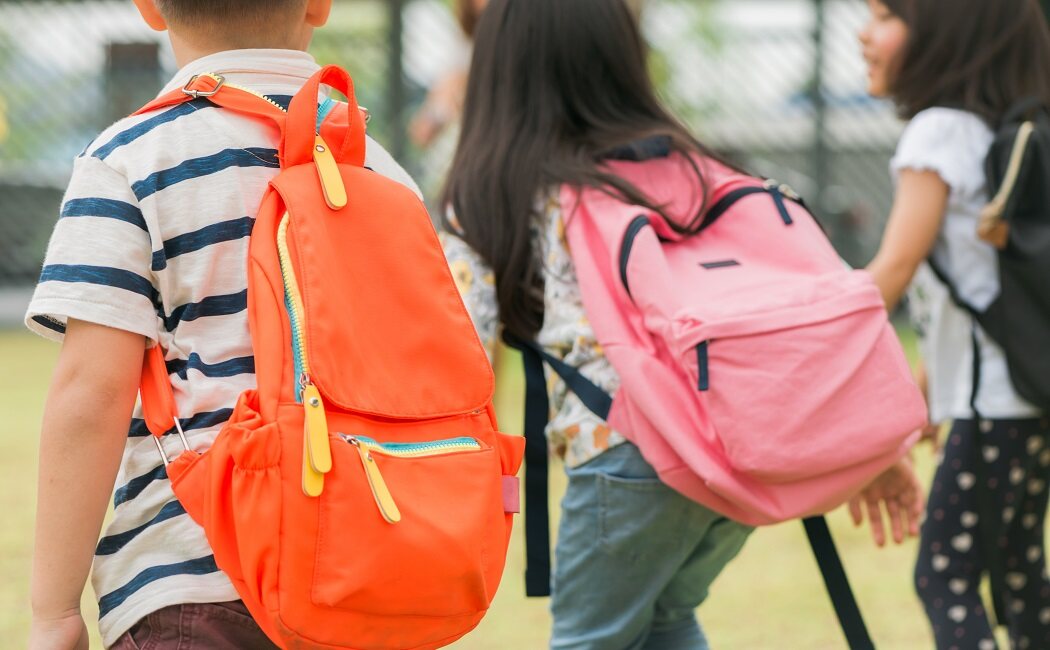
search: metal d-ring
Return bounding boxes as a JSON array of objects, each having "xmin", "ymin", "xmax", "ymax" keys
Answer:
[
  {"xmin": 153, "ymin": 417, "xmax": 192, "ymax": 466},
  {"xmin": 182, "ymin": 74, "xmax": 226, "ymax": 100}
]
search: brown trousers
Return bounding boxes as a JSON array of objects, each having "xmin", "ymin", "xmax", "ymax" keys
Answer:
[{"xmin": 109, "ymin": 601, "xmax": 279, "ymax": 650}]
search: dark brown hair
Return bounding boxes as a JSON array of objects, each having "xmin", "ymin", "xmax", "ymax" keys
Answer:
[
  {"xmin": 156, "ymin": 0, "xmax": 305, "ymax": 33},
  {"xmin": 442, "ymin": 0, "xmax": 728, "ymax": 340},
  {"xmin": 883, "ymin": 0, "xmax": 1050, "ymax": 124}
]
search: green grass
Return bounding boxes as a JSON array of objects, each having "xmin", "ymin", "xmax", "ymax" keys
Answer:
[{"xmin": 0, "ymin": 328, "xmax": 975, "ymax": 648}]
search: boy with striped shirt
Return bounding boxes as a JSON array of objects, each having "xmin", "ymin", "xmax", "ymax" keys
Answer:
[{"xmin": 26, "ymin": 1, "xmax": 419, "ymax": 648}]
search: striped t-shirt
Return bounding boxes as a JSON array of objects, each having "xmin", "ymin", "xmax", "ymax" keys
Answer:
[{"xmin": 25, "ymin": 49, "xmax": 420, "ymax": 647}]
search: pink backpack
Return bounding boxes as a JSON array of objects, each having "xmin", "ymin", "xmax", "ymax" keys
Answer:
[
  {"xmin": 560, "ymin": 151, "xmax": 926, "ymax": 524},
  {"xmin": 510, "ymin": 144, "xmax": 926, "ymax": 648}
]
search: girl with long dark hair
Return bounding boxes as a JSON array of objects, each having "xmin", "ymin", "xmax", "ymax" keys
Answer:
[
  {"xmin": 440, "ymin": 1, "xmax": 752, "ymax": 647},
  {"xmin": 860, "ymin": 0, "xmax": 1050, "ymax": 647}
]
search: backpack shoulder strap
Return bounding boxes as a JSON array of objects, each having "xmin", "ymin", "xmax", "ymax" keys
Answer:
[{"xmin": 136, "ymin": 73, "xmax": 288, "ymax": 125}]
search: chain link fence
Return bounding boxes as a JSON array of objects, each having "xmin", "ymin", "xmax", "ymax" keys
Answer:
[{"xmin": 0, "ymin": 0, "xmax": 901, "ymax": 314}]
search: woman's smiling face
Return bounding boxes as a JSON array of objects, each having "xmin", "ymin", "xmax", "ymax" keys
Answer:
[{"xmin": 858, "ymin": 0, "xmax": 909, "ymax": 97}]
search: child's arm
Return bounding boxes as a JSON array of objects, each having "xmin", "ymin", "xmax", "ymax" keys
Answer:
[
  {"xmin": 29, "ymin": 319, "xmax": 145, "ymax": 650},
  {"xmin": 866, "ymin": 168, "xmax": 950, "ymax": 311}
]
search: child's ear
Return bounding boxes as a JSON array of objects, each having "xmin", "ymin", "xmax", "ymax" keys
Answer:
[
  {"xmin": 305, "ymin": 0, "xmax": 333, "ymax": 28},
  {"xmin": 132, "ymin": 0, "xmax": 168, "ymax": 31}
]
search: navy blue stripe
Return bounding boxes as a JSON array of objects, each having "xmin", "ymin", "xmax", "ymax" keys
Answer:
[
  {"xmin": 96, "ymin": 501, "xmax": 186, "ymax": 556},
  {"xmin": 91, "ymin": 99, "xmax": 213, "ymax": 160},
  {"xmin": 113, "ymin": 464, "xmax": 168, "ymax": 507},
  {"xmin": 98, "ymin": 555, "xmax": 220, "ymax": 619},
  {"xmin": 696, "ymin": 342, "xmax": 710, "ymax": 391},
  {"xmin": 39, "ymin": 265, "xmax": 157, "ymax": 301},
  {"xmin": 700, "ymin": 259, "xmax": 741, "ymax": 270},
  {"xmin": 166, "ymin": 353, "xmax": 255, "ymax": 380},
  {"xmin": 132, "ymin": 148, "xmax": 279, "ymax": 200},
  {"xmin": 32, "ymin": 315, "xmax": 66, "ymax": 335},
  {"xmin": 152, "ymin": 217, "xmax": 255, "ymax": 271},
  {"xmin": 269, "ymin": 94, "xmax": 293, "ymax": 111},
  {"xmin": 61, "ymin": 198, "xmax": 147, "ymax": 231},
  {"xmin": 128, "ymin": 407, "xmax": 234, "ymax": 438},
  {"xmin": 162, "ymin": 290, "xmax": 248, "ymax": 331}
]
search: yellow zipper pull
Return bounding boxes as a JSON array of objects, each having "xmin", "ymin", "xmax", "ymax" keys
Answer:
[
  {"xmin": 349, "ymin": 437, "xmax": 402, "ymax": 524},
  {"xmin": 313, "ymin": 135, "xmax": 347, "ymax": 210},
  {"xmin": 302, "ymin": 426, "xmax": 325, "ymax": 497},
  {"xmin": 303, "ymin": 381, "xmax": 332, "ymax": 474}
]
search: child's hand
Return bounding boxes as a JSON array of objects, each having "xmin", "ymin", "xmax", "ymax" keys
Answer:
[
  {"xmin": 847, "ymin": 457, "xmax": 925, "ymax": 547},
  {"xmin": 29, "ymin": 610, "xmax": 89, "ymax": 650}
]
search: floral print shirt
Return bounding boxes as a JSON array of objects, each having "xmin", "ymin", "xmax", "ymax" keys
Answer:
[{"xmin": 440, "ymin": 194, "xmax": 627, "ymax": 468}]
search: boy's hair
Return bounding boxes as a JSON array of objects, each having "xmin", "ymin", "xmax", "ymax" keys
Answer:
[
  {"xmin": 883, "ymin": 0, "xmax": 1050, "ymax": 124},
  {"xmin": 156, "ymin": 0, "xmax": 306, "ymax": 37}
]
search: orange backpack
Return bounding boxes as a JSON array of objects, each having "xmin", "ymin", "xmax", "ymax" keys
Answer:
[{"xmin": 137, "ymin": 66, "xmax": 525, "ymax": 650}]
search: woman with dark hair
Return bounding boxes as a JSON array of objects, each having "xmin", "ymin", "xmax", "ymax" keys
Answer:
[
  {"xmin": 859, "ymin": 0, "xmax": 1050, "ymax": 647},
  {"xmin": 440, "ymin": 1, "xmax": 752, "ymax": 648}
]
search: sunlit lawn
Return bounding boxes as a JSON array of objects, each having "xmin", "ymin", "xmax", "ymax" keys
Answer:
[{"xmin": 0, "ymin": 327, "xmax": 987, "ymax": 649}]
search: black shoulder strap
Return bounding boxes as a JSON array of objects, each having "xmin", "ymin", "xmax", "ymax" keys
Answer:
[
  {"xmin": 803, "ymin": 517, "xmax": 876, "ymax": 650},
  {"xmin": 925, "ymin": 256, "xmax": 979, "ymax": 317},
  {"xmin": 505, "ymin": 333, "xmax": 554, "ymax": 597},
  {"xmin": 504, "ymin": 334, "xmax": 874, "ymax": 649},
  {"xmin": 924, "ymin": 258, "xmax": 1016, "ymax": 626}
]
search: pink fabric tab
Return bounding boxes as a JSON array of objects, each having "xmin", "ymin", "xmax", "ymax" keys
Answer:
[{"xmin": 502, "ymin": 476, "xmax": 520, "ymax": 514}]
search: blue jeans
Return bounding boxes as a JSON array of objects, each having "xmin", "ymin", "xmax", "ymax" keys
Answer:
[{"xmin": 550, "ymin": 443, "xmax": 752, "ymax": 650}]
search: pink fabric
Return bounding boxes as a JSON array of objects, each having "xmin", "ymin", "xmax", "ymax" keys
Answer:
[
  {"xmin": 502, "ymin": 475, "xmax": 520, "ymax": 514},
  {"xmin": 561, "ymin": 155, "xmax": 926, "ymax": 526}
]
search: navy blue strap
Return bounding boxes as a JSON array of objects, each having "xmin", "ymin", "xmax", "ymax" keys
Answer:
[
  {"xmin": 506, "ymin": 334, "xmax": 554, "ymax": 597},
  {"xmin": 803, "ymin": 517, "xmax": 875, "ymax": 650},
  {"xmin": 503, "ymin": 333, "xmax": 614, "ymax": 597},
  {"xmin": 517, "ymin": 340, "xmax": 613, "ymax": 420}
]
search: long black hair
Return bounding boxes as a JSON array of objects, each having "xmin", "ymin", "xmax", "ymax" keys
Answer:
[
  {"xmin": 882, "ymin": 0, "xmax": 1050, "ymax": 124},
  {"xmin": 442, "ymin": 0, "xmax": 726, "ymax": 341}
]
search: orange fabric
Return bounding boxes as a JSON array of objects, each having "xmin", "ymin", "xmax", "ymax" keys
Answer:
[
  {"xmin": 140, "ymin": 345, "xmax": 178, "ymax": 438},
  {"xmin": 138, "ymin": 66, "xmax": 524, "ymax": 649}
]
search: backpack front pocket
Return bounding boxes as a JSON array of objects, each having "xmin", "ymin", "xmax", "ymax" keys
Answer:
[
  {"xmin": 676, "ymin": 280, "xmax": 919, "ymax": 483},
  {"xmin": 312, "ymin": 433, "xmax": 505, "ymax": 617}
]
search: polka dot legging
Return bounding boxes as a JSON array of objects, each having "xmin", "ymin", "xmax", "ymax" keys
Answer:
[{"xmin": 915, "ymin": 417, "xmax": 1050, "ymax": 650}]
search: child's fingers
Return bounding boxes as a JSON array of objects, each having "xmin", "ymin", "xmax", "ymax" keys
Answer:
[
  {"xmin": 848, "ymin": 496, "xmax": 864, "ymax": 526},
  {"xmin": 865, "ymin": 498, "xmax": 886, "ymax": 547},
  {"xmin": 885, "ymin": 498, "xmax": 905, "ymax": 544},
  {"xmin": 907, "ymin": 494, "xmax": 923, "ymax": 537}
]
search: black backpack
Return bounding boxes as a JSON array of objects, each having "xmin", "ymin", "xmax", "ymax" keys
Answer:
[{"xmin": 930, "ymin": 98, "xmax": 1050, "ymax": 412}]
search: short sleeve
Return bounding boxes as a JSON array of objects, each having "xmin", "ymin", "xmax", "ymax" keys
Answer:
[
  {"xmin": 25, "ymin": 155, "xmax": 160, "ymax": 343},
  {"xmin": 889, "ymin": 108, "xmax": 993, "ymax": 199},
  {"xmin": 439, "ymin": 229, "xmax": 499, "ymax": 363}
]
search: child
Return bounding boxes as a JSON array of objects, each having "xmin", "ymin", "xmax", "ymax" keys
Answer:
[
  {"xmin": 859, "ymin": 0, "xmax": 1050, "ymax": 647},
  {"xmin": 25, "ymin": 1, "xmax": 419, "ymax": 648},
  {"xmin": 442, "ymin": 0, "xmax": 916, "ymax": 646}
]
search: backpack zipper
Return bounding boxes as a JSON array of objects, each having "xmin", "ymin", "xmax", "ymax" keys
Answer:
[
  {"xmin": 338, "ymin": 434, "xmax": 483, "ymax": 524},
  {"xmin": 277, "ymin": 212, "xmax": 332, "ymax": 497},
  {"xmin": 194, "ymin": 73, "xmax": 289, "ymax": 113}
]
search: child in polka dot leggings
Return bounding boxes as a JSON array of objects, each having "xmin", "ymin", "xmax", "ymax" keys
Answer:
[
  {"xmin": 915, "ymin": 419, "xmax": 1050, "ymax": 649},
  {"xmin": 858, "ymin": 0, "xmax": 1050, "ymax": 647}
]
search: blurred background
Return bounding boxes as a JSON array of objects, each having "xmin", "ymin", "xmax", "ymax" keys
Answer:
[
  {"xmin": 1, "ymin": 1, "xmax": 1047, "ymax": 648},
  {"xmin": 0, "ymin": 0, "xmax": 906, "ymax": 307}
]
